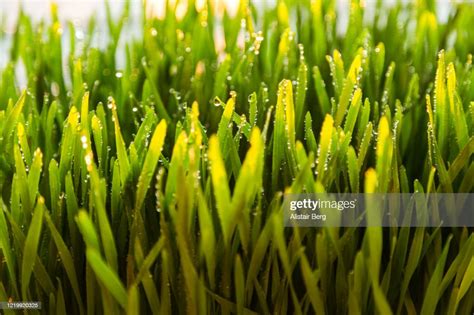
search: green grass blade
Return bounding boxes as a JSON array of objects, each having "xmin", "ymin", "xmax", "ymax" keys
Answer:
[
  {"xmin": 17, "ymin": 122, "xmax": 31, "ymax": 166},
  {"xmin": 14, "ymin": 143, "xmax": 32, "ymax": 215},
  {"xmin": 86, "ymin": 248, "xmax": 127, "ymax": 309},
  {"xmin": 313, "ymin": 66, "xmax": 331, "ymax": 115},
  {"xmin": 44, "ymin": 211, "xmax": 84, "ymax": 313},
  {"xmin": 27, "ymin": 148, "xmax": 43, "ymax": 204},
  {"xmin": 111, "ymin": 99, "xmax": 130, "ymax": 187},
  {"xmin": 347, "ymin": 146, "xmax": 359, "ymax": 192},
  {"xmin": 455, "ymin": 257, "xmax": 474, "ymax": 308},
  {"xmin": 420, "ymin": 236, "xmax": 452, "ymax": 315},
  {"xmin": 75, "ymin": 210, "xmax": 100, "ymax": 252},
  {"xmin": 375, "ymin": 117, "xmax": 393, "ymax": 192},
  {"xmin": 0, "ymin": 199, "xmax": 18, "ymax": 295},
  {"xmin": 316, "ymin": 114, "xmax": 334, "ymax": 182},
  {"xmin": 21, "ymin": 196, "xmax": 45, "ymax": 299},
  {"xmin": 295, "ymin": 60, "xmax": 308, "ymax": 136},
  {"xmin": 304, "ymin": 112, "xmax": 317, "ymax": 154},
  {"xmin": 135, "ymin": 120, "xmax": 167, "ymax": 211},
  {"xmin": 1, "ymin": 90, "xmax": 26, "ymax": 146},
  {"xmin": 208, "ymin": 135, "xmax": 232, "ymax": 242},
  {"xmin": 344, "ymin": 88, "xmax": 362, "ymax": 136}
]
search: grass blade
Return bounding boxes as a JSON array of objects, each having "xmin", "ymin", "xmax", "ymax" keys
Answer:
[
  {"xmin": 86, "ymin": 248, "xmax": 127, "ymax": 309},
  {"xmin": 21, "ymin": 196, "xmax": 45, "ymax": 299}
]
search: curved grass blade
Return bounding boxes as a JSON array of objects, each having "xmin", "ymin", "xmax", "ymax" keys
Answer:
[
  {"xmin": 85, "ymin": 150, "xmax": 118, "ymax": 272},
  {"xmin": 300, "ymin": 256, "xmax": 325, "ymax": 315},
  {"xmin": 86, "ymin": 248, "xmax": 127, "ymax": 309},
  {"xmin": 135, "ymin": 120, "xmax": 167, "ymax": 211},
  {"xmin": 376, "ymin": 117, "xmax": 393, "ymax": 192},
  {"xmin": 17, "ymin": 122, "xmax": 31, "ymax": 166},
  {"xmin": 142, "ymin": 60, "xmax": 170, "ymax": 121},
  {"xmin": 232, "ymin": 128, "xmax": 264, "ymax": 250},
  {"xmin": 217, "ymin": 95, "xmax": 235, "ymax": 162},
  {"xmin": 111, "ymin": 99, "xmax": 130, "ymax": 187},
  {"xmin": 75, "ymin": 210, "xmax": 100, "ymax": 252},
  {"xmin": 304, "ymin": 112, "xmax": 317, "ymax": 154},
  {"xmin": 313, "ymin": 66, "xmax": 331, "ymax": 115},
  {"xmin": 272, "ymin": 81, "xmax": 287, "ymax": 190},
  {"xmin": 28, "ymin": 148, "xmax": 43, "ymax": 204},
  {"xmin": 420, "ymin": 236, "xmax": 453, "ymax": 315},
  {"xmin": 295, "ymin": 60, "xmax": 307, "ymax": 136},
  {"xmin": 447, "ymin": 63, "xmax": 469, "ymax": 149},
  {"xmin": 44, "ymin": 211, "xmax": 84, "ymax": 313},
  {"xmin": 0, "ymin": 199, "xmax": 18, "ymax": 295},
  {"xmin": 316, "ymin": 114, "xmax": 334, "ymax": 182},
  {"xmin": 133, "ymin": 240, "xmax": 160, "ymax": 314},
  {"xmin": 234, "ymin": 255, "xmax": 245, "ymax": 315},
  {"xmin": 14, "ymin": 144, "xmax": 32, "ymax": 215},
  {"xmin": 208, "ymin": 135, "xmax": 232, "ymax": 243},
  {"xmin": 344, "ymin": 88, "xmax": 362, "ymax": 136},
  {"xmin": 347, "ymin": 146, "xmax": 359, "ymax": 192},
  {"xmin": 1, "ymin": 90, "xmax": 26, "ymax": 146},
  {"xmin": 21, "ymin": 196, "xmax": 45, "ymax": 299},
  {"xmin": 455, "ymin": 257, "xmax": 474, "ymax": 310}
]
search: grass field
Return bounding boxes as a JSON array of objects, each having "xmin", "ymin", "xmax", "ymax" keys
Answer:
[{"xmin": 0, "ymin": 0, "xmax": 473, "ymax": 314}]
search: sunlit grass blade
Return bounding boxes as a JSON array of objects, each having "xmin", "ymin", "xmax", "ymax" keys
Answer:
[
  {"xmin": 375, "ymin": 117, "xmax": 393, "ymax": 192},
  {"xmin": 304, "ymin": 112, "xmax": 317, "ymax": 154},
  {"xmin": 272, "ymin": 81, "xmax": 288, "ymax": 190},
  {"xmin": 344, "ymin": 88, "xmax": 362, "ymax": 136},
  {"xmin": 1, "ymin": 90, "xmax": 26, "ymax": 147},
  {"xmin": 135, "ymin": 119, "xmax": 167, "ymax": 211},
  {"xmin": 13, "ymin": 143, "xmax": 32, "ymax": 215},
  {"xmin": 17, "ymin": 122, "xmax": 31, "ymax": 166},
  {"xmin": 111, "ymin": 99, "xmax": 130, "ymax": 187},
  {"xmin": 208, "ymin": 135, "xmax": 232, "ymax": 242},
  {"xmin": 295, "ymin": 59, "xmax": 307, "ymax": 136},
  {"xmin": 316, "ymin": 114, "xmax": 334, "ymax": 182},
  {"xmin": 232, "ymin": 128, "xmax": 264, "ymax": 250}
]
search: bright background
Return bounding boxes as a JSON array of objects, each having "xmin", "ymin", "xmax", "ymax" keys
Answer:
[{"xmin": 0, "ymin": 0, "xmax": 453, "ymax": 85}]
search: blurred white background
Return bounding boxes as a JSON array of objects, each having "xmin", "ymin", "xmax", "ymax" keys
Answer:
[{"xmin": 0, "ymin": 0, "xmax": 453, "ymax": 83}]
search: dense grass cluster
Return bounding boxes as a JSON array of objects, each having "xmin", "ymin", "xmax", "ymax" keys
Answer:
[{"xmin": 0, "ymin": 0, "xmax": 473, "ymax": 314}]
